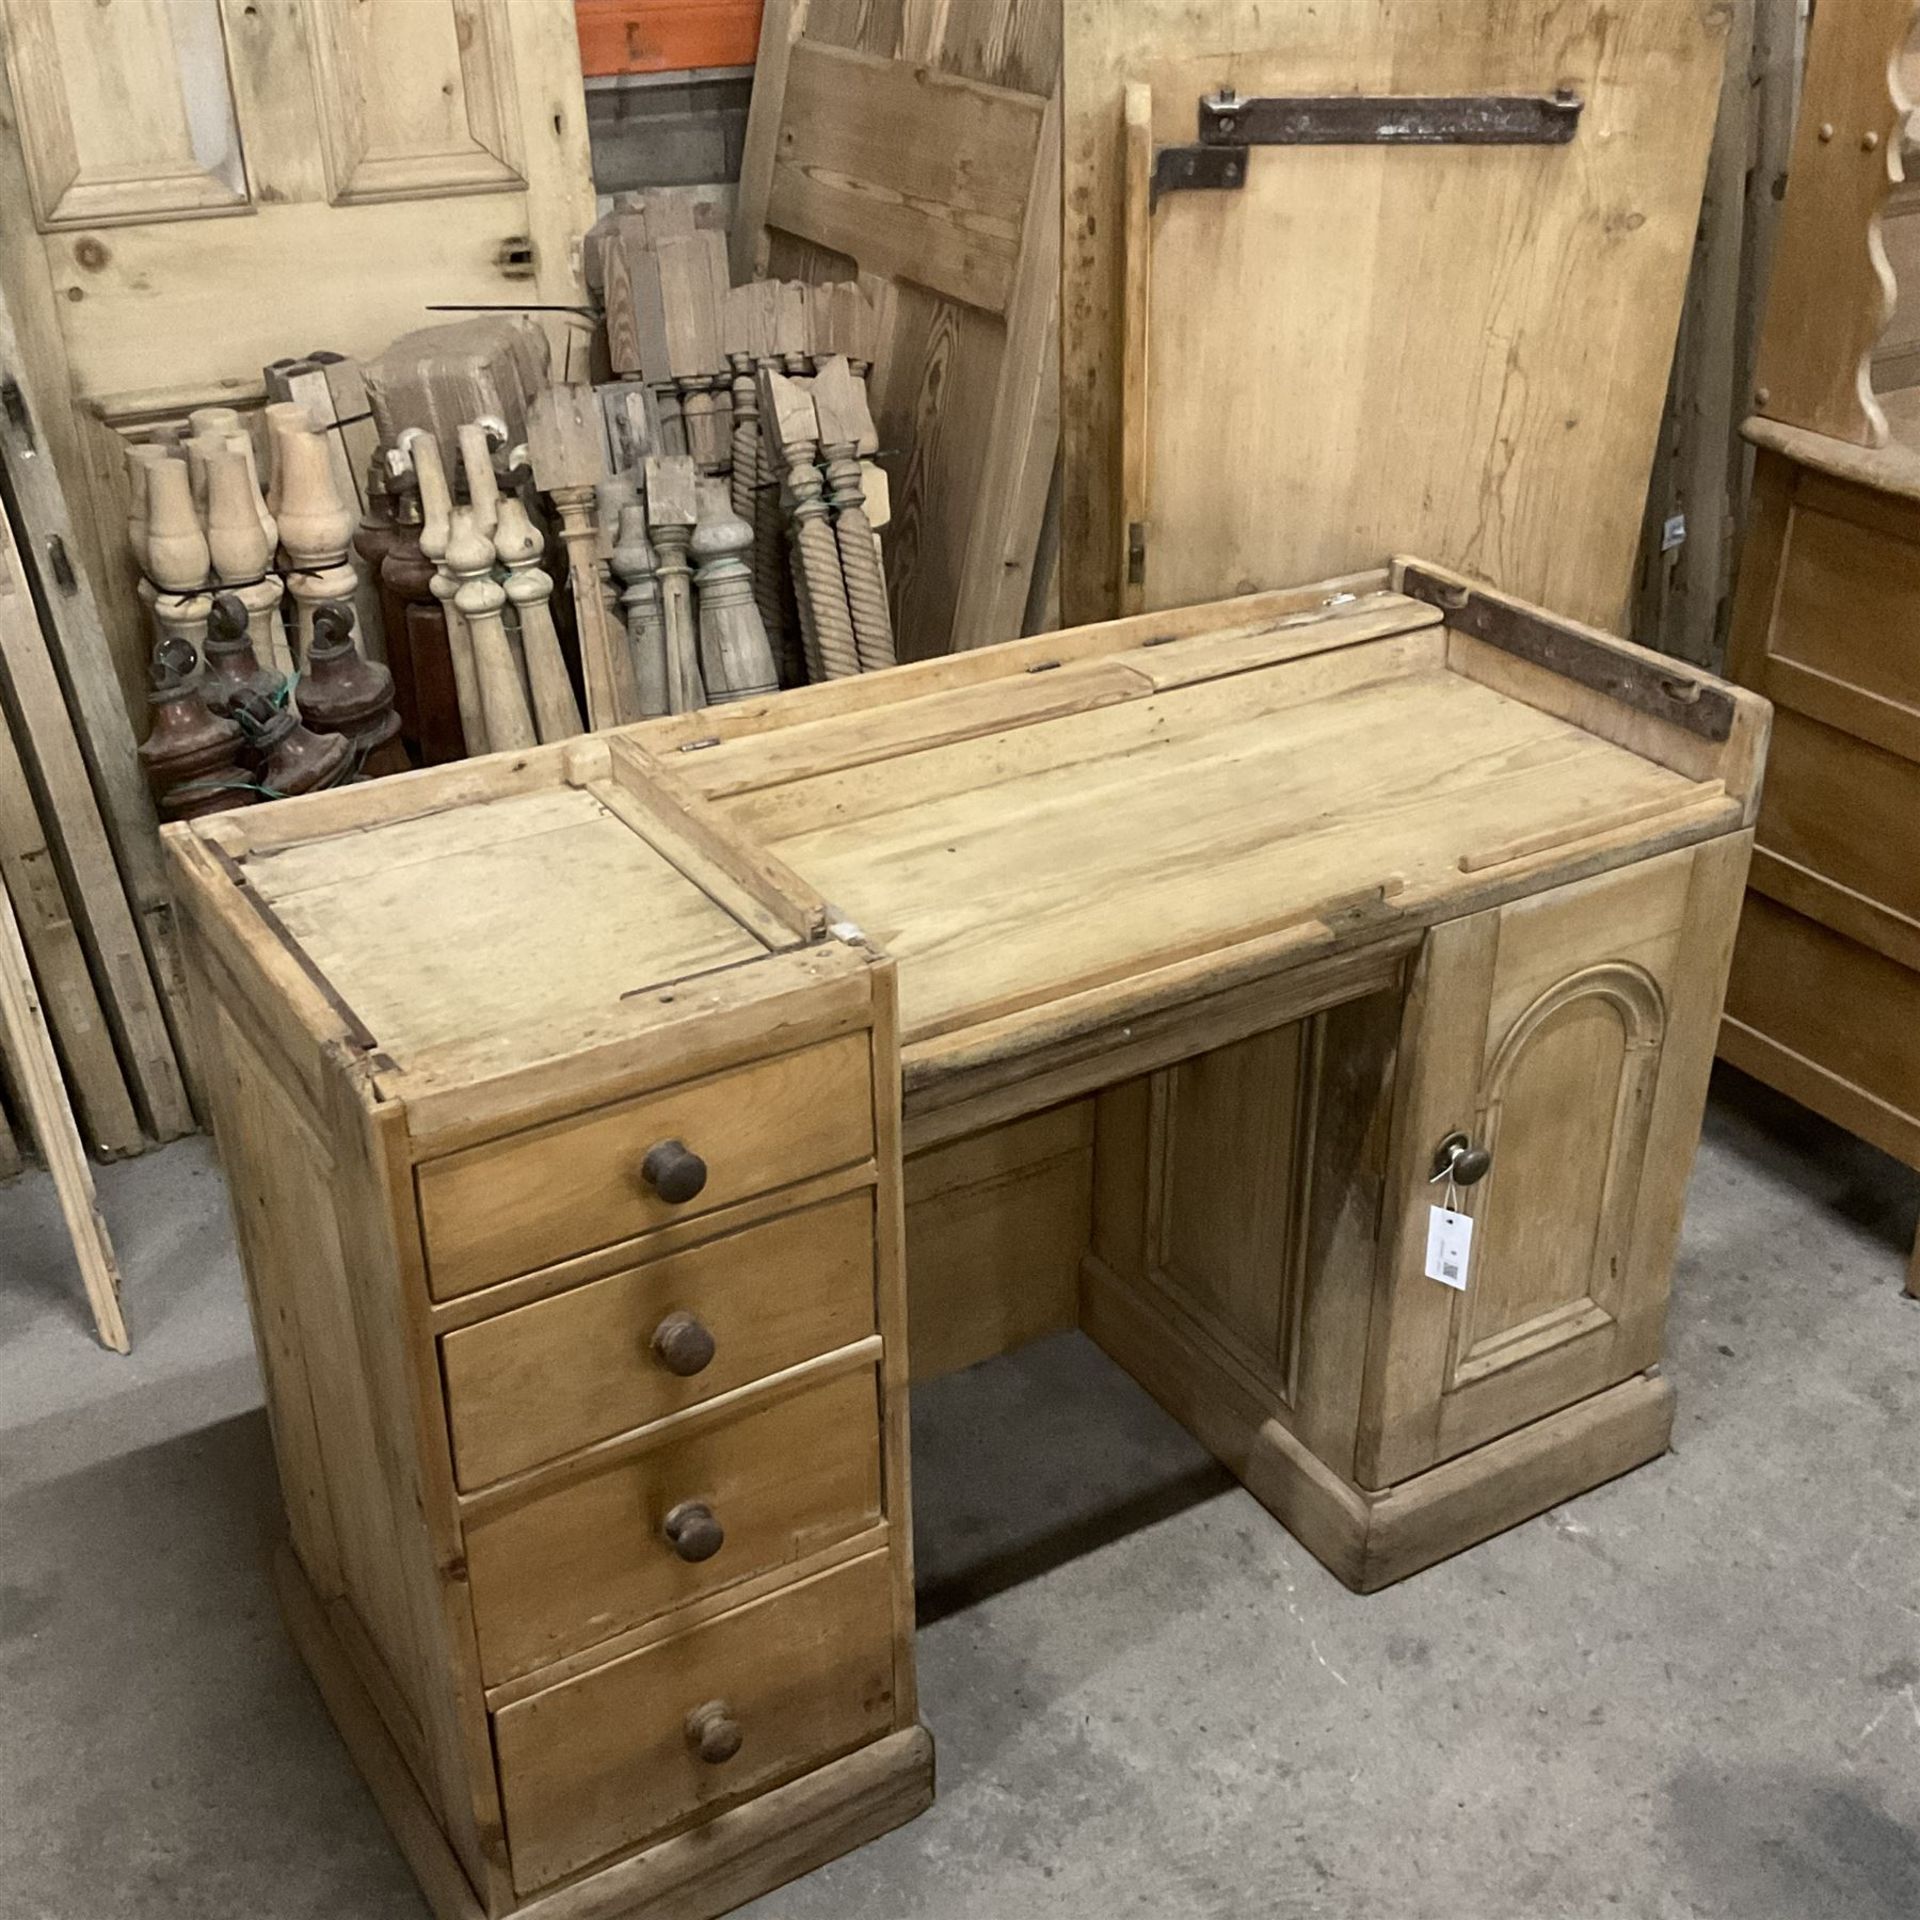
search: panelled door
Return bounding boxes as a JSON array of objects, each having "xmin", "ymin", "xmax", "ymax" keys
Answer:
[
  {"xmin": 0, "ymin": 0, "xmax": 597, "ymax": 717},
  {"xmin": 1357, "ymin": 836, "xmax": 1752, "ymax": 1491}
]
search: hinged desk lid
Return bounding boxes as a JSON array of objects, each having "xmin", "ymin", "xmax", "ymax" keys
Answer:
[{"xmin": 1061, "ymin": 0, "xmax": 1730, "ymax": 634}]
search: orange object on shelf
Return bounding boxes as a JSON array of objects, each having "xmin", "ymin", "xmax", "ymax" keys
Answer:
[{"xmin": 577, "ymin": 0, "xmax": 763, "ymax": 76}]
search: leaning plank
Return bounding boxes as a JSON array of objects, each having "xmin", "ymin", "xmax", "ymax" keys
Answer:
[
  {"xmin": 0, "ymin": 879, "xmax": 128, "ymax": 1351},
  {"xmin": 0, "ymin": 497, "xmax": 192, "ymax": 1140},
  {"xmin": 0, "ymin": 274, "xmax": 196, "ymax": 1116},
  {"xmin": 0, "ymin": 702, "xmax": 142, "ymax": 1154}
]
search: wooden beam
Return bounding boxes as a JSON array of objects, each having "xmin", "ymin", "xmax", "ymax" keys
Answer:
[{"xmin": 0, "ymin": 878, "xmax": 128, "ymax": 1351}]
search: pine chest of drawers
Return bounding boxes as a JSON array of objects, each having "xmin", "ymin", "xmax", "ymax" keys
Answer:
[{"xmin": 166, "ymin": 560, "xmax": 1769, "ymax": 1920}]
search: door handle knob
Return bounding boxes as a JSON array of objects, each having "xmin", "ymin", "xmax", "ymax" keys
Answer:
[{"xmin": 663, "ymin": 1500, "xmax": 725, "ymax": 1562}]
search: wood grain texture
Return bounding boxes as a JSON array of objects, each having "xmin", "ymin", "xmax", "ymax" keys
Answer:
[
  {"xmin": 464, "ymin": 1362, "xmax": 884, "ymax": 1684},
  {"xmin": 737, "ymin": 0, "xmax": 1061, "ymax": 658},
  {"xmin": 1751, "ymin": 0, "xmax": 1920, "ymax": 444},
  {"xmin": 441, "ymin": 1191, "xmax": 878, "ymax": 1487},
  {"xmin": 492, "ymin": 1550, "xmax": 900, "ymax": 1893},
  {"xmin": 1061, "ymin": 0, "xmax": 1731, "ymax": 631},
  {"xmin": 0, "ymin": 876, "xmax": 125, "ymax": 1348},
  {"xmin": 0, "ymin": 701, "xmax": 140, "ymax": 1155}
]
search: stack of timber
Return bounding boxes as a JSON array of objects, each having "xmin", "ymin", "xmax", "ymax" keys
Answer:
[
  {"xmin": 0, "ymin": 338, "xmax": 194, "ymax": 1170},
  {"xmin": 590, "ymin": 210, "xmax": 897, "ymax": 706}
]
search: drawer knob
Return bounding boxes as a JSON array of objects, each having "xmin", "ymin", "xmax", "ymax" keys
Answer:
[
  {"xmin": 663, "ymin": 1500, "xmax": 725, "ymax": 1562},
  {"xmin": 1430, "ymin": 1131, "xmax": 1493, "ymax": 1188},
  {"xmin": 641, "ymin": 1138, "xmax": 709, "ymax": 1205},
  {"xmin": 651, "ymin": 1310, "xmax": 716, "ymax": 1377},
  {"xmin": 685, "ymin": 1699, "xmax": 742, "ymax": 1765}
]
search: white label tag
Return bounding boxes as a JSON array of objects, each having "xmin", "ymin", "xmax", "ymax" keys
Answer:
[{"xmin": 1425, "ymin": 1205, "xmax": 1473, "ymax": 1290}]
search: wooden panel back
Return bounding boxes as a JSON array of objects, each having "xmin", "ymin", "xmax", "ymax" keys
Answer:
[
  {"xmin": 766, "ymin": 41, "xmax": 1044, "ymax": 314},
  {"xmin": 1060, "ymin": 0, "xmax": 1729, "ymax": 630},
  {"xmin": 736, "ymin": 0, "xmax": 1060, "ymax": 659}
]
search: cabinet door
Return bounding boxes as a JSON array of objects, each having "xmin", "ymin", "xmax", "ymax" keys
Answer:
[
  {"xmin": 0, "ymin": 0, "xmax": 596, "ymax": 715},
  {"xmin": 1356, "ymin": 836, "xmax": 1750, "ymax": 1490}
]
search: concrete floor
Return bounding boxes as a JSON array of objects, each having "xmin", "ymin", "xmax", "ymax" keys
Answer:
[{"xmin": 2, "ymin": 1065, "xmax": 1916, "ymax": 1920}]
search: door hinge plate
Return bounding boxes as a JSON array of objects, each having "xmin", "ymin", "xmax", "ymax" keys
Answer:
[{"xmin": 1153, "ymin": 87, "xmax": 1583, "ymax": 204}]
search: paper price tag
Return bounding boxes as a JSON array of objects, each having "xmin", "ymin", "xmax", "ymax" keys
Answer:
[{"xmin": 1425, "ymin": 1205, "xmax": 1473, "ymax": 1290}]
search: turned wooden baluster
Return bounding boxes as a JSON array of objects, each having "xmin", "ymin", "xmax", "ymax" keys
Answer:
[
  {"xmin": 276, "ymin": 415, "xmax": 357, "ymax": 670},
  {"xmin": 299, "ymin": 604, "xmax": 409, "ymax": 778},
  {"xmin": 644, "ymin": 454, "xmax": 705, "ymax": 714},
  {"xmin": 691, "ymin": 478, "xmax": 779, "ymax": 703},
  {"xmin": 723, "ymin": 284, "xmax": 794, "ymax": 683},
  {"xmin": 761, "ymin": 369, "xmax": 858, "ymax": 680},
  {"xmin": 405, "ymin": 429, "xmax": 488, "ymax": 756},
  {"xmin": 142, "ymin": 455, "xmax": 217, "ymax": 674},
  {"xmin": 493, "ymin": 493, "xmax": 584, "ymax": 743},
  {"xmin": 139, "ymin": 646, "xmax": 251, "ymax": 820},
  {"xmin": 204, "ymin": 439, "xmax": 286, "ymax": 677},
  {"xmin": 611, "ymin": 501, "xmax": 669, "ymax": 719},
  {"xmin": 446, "ymin": 504, "xmax": 536, "ymax": 752},
  {"xmin": 811, "ymin": 356, "xmax": 895, "ymax": 670},
  {"xmin": 230, "ymin": 687, "xmax": 353, "ymax": 798},
  {"xmin": 527, "ymin": 386, "xmax": 642, "ymax": 730},
  {"xmin": 201, "ymin": 590, "xmax": 283, "ymax": 718},
  {"xmin": 378, "ymin": 451, "xmax": 465, "ymax": 766}
]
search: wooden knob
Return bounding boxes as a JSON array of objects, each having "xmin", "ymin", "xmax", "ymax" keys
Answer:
[
  {"xmin": 641, "ymin": 1138, "xmax": 708, "ymax": 1204},
  {"xmin": 1452, "ymin": 1145, "xmax": 1492, "ymax": 1186},
  {"xmin": 651, "ymin": 1310, "xmax": 716, "ymax": 1377},
  {"xmin": 663, "ymin": 1500, "xmax": 725, "ymax": 1562},
  {"xmin": 684, "ymin": 1700, "xmax": 742, "ymax": 1765}
]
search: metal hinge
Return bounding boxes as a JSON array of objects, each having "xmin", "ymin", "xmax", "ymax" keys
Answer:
[
  {"xmin": 1152, "ymin": 87, "xmax": 1584, "ymax": 206},
  {"xmin": 1127, "ymin": 520, "xmax": 1148, "ymax": 588}
]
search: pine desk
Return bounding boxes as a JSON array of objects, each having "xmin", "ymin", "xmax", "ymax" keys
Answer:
[{"xmin": 166, "ymin": 558, "xmax": 1768, "ymax": 1920}]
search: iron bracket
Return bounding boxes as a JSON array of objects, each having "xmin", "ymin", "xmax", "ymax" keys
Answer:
[{"xmin": 1153, "ymin": 87, "xmax": 1584, "ymax": 205}]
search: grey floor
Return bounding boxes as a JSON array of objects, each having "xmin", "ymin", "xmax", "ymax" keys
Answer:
[{"xmin": 2, "ymin": 1066, "xmax": 1916, "ymax": 1920}]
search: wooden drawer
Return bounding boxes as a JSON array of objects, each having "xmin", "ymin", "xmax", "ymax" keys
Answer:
[
  {"xmin": 441, "ymin": 1193, "xmax": 877, "ymax": 1489},
  {"xmin": 465, "ymin": 1364, "xmax": 883, "ymax": 1683},
  {"xmin": 1769, "ymin": 496, "xmax": 1920, "ymax": 722},
  {"xmin": 417, "ymin": 1033, "xmax": 875, "ymax": 1299},
  {"xmin": 493, "ymin": 1549, "xmax": 898, "ymax": 1893}
]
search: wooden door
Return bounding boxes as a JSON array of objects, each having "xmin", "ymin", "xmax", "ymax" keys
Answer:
[
  {"xmin": 0, "ymin": 0, "xmax": 596, "ymax": 715},
  {"xmin": 1357, "ymin": 836, "xmax": 1750, "ymax": 1491},
  {"xmin": 733, "ymin": 0, "xmax": 1060, "ymax": 661},
  {"xmin": 1060, "ymin": 0, "xmax": 1730, "ymax": 630}
]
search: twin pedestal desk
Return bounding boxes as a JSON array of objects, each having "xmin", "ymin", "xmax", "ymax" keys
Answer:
[{"xmin": 166, "ymin": 558, "xmax": 1769, "ymax": 1920}]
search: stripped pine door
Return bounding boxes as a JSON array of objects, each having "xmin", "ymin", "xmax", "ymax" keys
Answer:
[
  {"xmin": 0, "ymin": 0, "xmax": 597, "ymax": 716},
  {"xmin": 1357, "ymin": 838, "xmax": 1751, "ymax": 1490},
  {"xmin": 734, "ymin": 0, "xmax": 1060, "ymax": 660},
  {"xmin": 1062, "ymin": 0, "xmax": 1730, "ymax": 630}
]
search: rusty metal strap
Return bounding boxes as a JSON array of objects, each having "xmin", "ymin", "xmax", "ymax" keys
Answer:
[{"xmin": 1397, "ymin": 563, "xmax": 1736, "ymax": 743}]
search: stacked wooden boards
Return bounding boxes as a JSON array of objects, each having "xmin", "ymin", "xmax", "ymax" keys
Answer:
[
  {"xmin": 0, "ymin": 319, "xmax": 194, "ymax": 1157},
  {"xmin": 1060, "ymin": 0, "xmax": 1732, "ymax": 631},
  {"xmin": 734, "ymin": 0, "xmax": 1061, "ymax": 660},
  {"xmin": 1718, "ymin": 0, "xmax": 1920, "ymax": 1297}
]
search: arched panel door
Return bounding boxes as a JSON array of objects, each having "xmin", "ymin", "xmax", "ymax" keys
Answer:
[{"xmin": 1356, "ymin": 835, "xmax": 1751, "ymax": 1491}]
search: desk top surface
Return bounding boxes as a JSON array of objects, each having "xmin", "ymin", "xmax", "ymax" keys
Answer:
[{"xmin": 180, "ymin": 569, "xmax": 1762, "ymax": 1117}]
